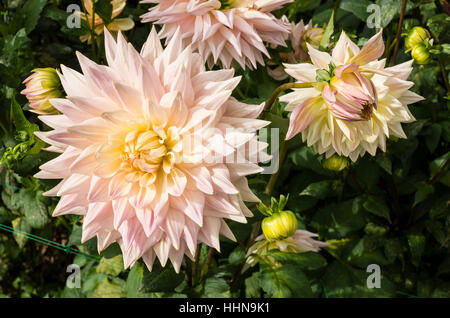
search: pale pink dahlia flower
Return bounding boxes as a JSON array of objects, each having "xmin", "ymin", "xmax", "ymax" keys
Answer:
[
  {"xmin": 34, "ymin": 28, "xmax": 270, "ymax": 272},
  {"xmin": 244, "ymin": 230, "xmax": 329, "ymax": 269},
  {"xmin": 140, "ymin": 0, "xmax": 293, "ymax": 69},
  {"xmin": 282, "ymin": 30, "xmax": 424, "ymax": 161}
]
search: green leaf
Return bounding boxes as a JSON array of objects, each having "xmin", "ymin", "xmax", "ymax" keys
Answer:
[
  {"xmin": 413, "ymin": 182, "xmax": 434, "ymax": 206},
  {"xmin": 93, "ymin": 277, "xmax": 126, "ymax": 298},
  {"xmin": 426, "ymin": 14, "xmax": 450, "ymax": 40},
  {"xmin": 11, "ymin": 96, "xmax": 36, "ymax": 134},
  {"xmin": 342, "ymin": 238, "xmax": 390, "ymax": 267},
  {"xmin": 375, "ymin": 0, "xmax": 400, "ymax": 27},
  {"xmin": 290, "ymin": 146, "xmax": 333, "ymax": 176},
  {"xmin": 126, "ymin": 262, "xmax": 144, "ymax": 298},
  {"xmin": 21, "ymin": 190, "xmax": 49, "ymax": 229},
  {"xmin": 228, "ymin": 246, "xmax": 246, "ymax": 265},
  {"xmin": 425, "ymin": 123, "xmax": 442, "ymax": 153},
  {"xmin": 265, "ymin": 251, "xmax": 327, "ymax": 270},
  {"xmin": 94, "ymin": 0, "xmax": 113, "ymax": 25},
  {"xmin": 375, "ymin": 155, "xmax": 392, "ymax": 175},
  {"xmin": 355, "ymin": 158, "xmax": 380, "ymax": 190},
  {"xmin": 203, "ymin": 277, "xmax": 231, "ymax": 298},
  {"xmin": 340, "ymin": 0, "xmax": 373, "ymax": 21},
  {"xmin": 245, "ymin": 272, "xmax": 262, "ymax": 298},
  {"xmin": 96, "ymin": 255, "xmax": 124, "ymax": 277},
  {"xmin": 300, "ymin": 180, "xmax": 332, "ymax": 199},
  {"xmin": 312, "ymin": 199, "xmax": 366, "ymax": 237},
  {"xmin": 264, "ymin": 113, "xmax": 289, "ymax": 137},
  {"xmin": 101, "ymin": 242, "xmax": 122, "ymax": 259},
  {"xmin": 260, "ymin": 263, "xmax": 313, "ymax": 298},
  {"xmin": 68, "ymin": 226, "xmax": 82, "ymax": 246},
  {"xmin": 142, "ymin": 264, "xmax": 184, "ymax": 292},
  {"xmin": 11, "ymin": 217, "xmax": 31, "ymax": 248},
  {"xmin": 407, "ymin": 233, "xmax": 425, "ymax": 267},
  {"xmin": 429, "ymin": 151, "xmax": 450, "ymax": 178},
  {"xmin": 323, "ymin": 261, "xmax": 396, "ymax": 297},
  {"xmin": 319, "ymin": 9, "xmax": 334, "ymax": 50},
  {"xmin": 16, "ymin": 0, "xmax": 47, "ymax": 34},
  {"xmin": 363, "ymin": 195, "xmax": 391, "ymax": 223},
  {"xmin": 425, "ymin": 220, "xmax": 446, "ymax": 246}
]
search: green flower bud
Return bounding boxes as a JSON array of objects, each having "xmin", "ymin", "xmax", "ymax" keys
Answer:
[
  {"xmin": 21, "ymin": 67, "xmax": 62, "ymax": 115},
  {"xmin": 301, "ymin": 27, "xmax": 325, "ymax": 53},
  {"xmin": 405, "ymin": 26, "xmax": 431, "ymax": 50},
  {"xmin": 411, "ymin": 43, "xmax": 431, "ymax": 65},
  {"xmin": 322, "ymin": 155, "xmax": 349, "ymax": 171},
  {"xmin": 262, "ymin": 210, "xmax": 298, "ymax": 241}
]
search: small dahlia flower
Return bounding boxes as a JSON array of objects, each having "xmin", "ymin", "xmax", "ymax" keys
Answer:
[
  {"xmin": 282, "ymin": 30, "xmax": 424, "ymax": 161},
  {"xmin": 35, "ymin": 28, "xmax": 270, "ymax": 272},
  {"xmin": 245, "ymin": 230, "xmax": 329, "ymax": 269},
  {"xmin": 21, "ymin": 68, "xmax": 62, "ymax": 115},
  {"xmin": 268, "ymin": 19, "xmax": 324, "ymax": 80},
  {"xmin": 140, "ymin": 0, "xmax": 293, "ymax": 69},
  {"xmin": 79, "ymin": 0, "xmax": 134, "ymax": 44}
]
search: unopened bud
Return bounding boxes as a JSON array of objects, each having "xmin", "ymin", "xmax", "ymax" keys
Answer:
[
  {"xmin": 21, "ymin": 68, "xmax": 62, "ymax": 114},
  {"xmin": 262, "ymin": 210, "xmax": 298, "ymax": 241},
  {"xmin": 411, "ymin": 43, "xmax": 431, "ymax": 65},
  {"xmin": 301, "ymin": 27, "xmax": 324, "ymax": 52},
  {"xmin": 405, "ymin": 26, "xmax": 430, "ymax": 50},
  {"xmin": 322, "ymin": 155, "xmax": 349, "ymax": 171}
]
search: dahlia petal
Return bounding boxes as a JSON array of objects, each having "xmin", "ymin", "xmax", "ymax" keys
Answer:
[
  {"xmin": 351, "ymin": 30, "xmax": 384, "ymax": 66},
  {"xmin": 163, "ymin": 209, "xmax": 185, "ymax": 250},
  {"xmin": 285, "ymin": 97, "xmax": 317, "ymax": 140},
  {"xmin": 307, "ymin": 43, "xmax": 332, "ymax": 70}
]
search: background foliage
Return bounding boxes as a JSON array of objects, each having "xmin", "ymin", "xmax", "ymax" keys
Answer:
[{"xmin": 0, "ymin": 0, "xmax": 449, "ymax": 298}]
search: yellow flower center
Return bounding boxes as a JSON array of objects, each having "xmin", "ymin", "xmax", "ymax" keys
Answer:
[
  {"xmin": 115, "ymin": 125, "xmax": 182, "ymax": 184},
  {"xmin": 219, "ymin": 0, "xmax": 257, "ymax": 10}
]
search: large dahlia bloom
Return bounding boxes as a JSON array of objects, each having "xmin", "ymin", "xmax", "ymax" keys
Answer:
[
  {"xmin": 140, "ymin": 0, "xmax": 293, "ymax": 69},
  {"xmin": 35, "ymin": 28, "xmax": 270, "ymax": 272},
  {"xmin": 281, "ymin": 30, "xmax": 424, "ymax": 161}
]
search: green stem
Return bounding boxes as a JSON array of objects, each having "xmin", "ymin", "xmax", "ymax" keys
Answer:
[
  {"xmin": 200, "ymin": 247, "xmax": 214, "ymax": 279},
  {"xmin": 438, "ymin": 55, "xmax": 450, "ymax": 95},
  {"xmin": 91, "ymin": 1, "xmax": 97, "ymax": 60},
  {"xmin": 264, "ymin": 140, "xmax": 288, "ymax": 196},
  {"xmin": 191, "ymin": 246, "xmax": 201, "ymax": 286},
  {"xmin": 390, "ymin": 0, "xmax": 407, "ymax": 66},
  {"xmin": 259, "ymin": 82, "xmax": 315, "ymax": 118}
]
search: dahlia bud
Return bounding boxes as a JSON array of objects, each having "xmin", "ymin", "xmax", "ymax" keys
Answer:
[
  {"xmin": 405, "ymin": 26, "xmax": 430, "ymax": 50},
  {"xmin": 21, "ymin": 68, "xmax": 62, "ymax": 114},
  {"xmin": 301, "ymin": 27, "xmax": 324, "ymax": 52},
  {"xmin": 322, "ymin": 63, "xmax": 378, "ymax": 122},
  {"xmin": 411, "ymin": 43, "xmax": 431, "ymax": 65},
  {"xmin": 322, "ymin": 155, "xmax": 349, "ymax": 171},
  {"xmin": 262, "ymin": 210, "xmax": 298, "ymax": 241}
]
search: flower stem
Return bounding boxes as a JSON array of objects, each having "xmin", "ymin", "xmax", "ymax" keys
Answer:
[
  {"xmin": 264, "ymin": 139, "xmax": 288, "ymax": 196},
  {"xmin": 90, "ymin": 1, "xmax": 97, "ymax": 60},
  {"xmin": 191, "ymin": 246, "xmax": 201, "ymax": 286},
  {"xmin": 200, "ymin": 247, "xmax": 214, "ymax": 279},
  {"xmin": 438, "ymin": 55, "xmax": 450, "ymax": 95},
  {"xmin": 390, "ymin": 0, "xmax": 407, "ymax": 66},
  {"xmin": 260, "ymin": 82, "xmax": 315, "ymax": 118}
]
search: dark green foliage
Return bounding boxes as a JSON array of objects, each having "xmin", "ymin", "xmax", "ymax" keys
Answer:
[{"xmin": 0, "ymin": 0, "xmax": 448, "ymax": 298}]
